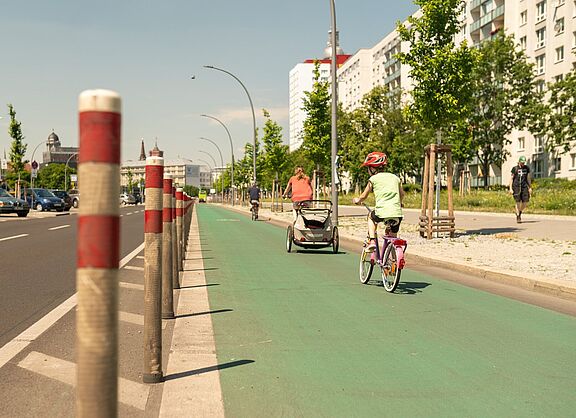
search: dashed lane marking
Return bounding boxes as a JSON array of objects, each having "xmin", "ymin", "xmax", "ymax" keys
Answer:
[
  {"xmin": 120, "ymin": 311, "xmax": 167, "ymax": 329},
  {"xmin": 18, "ymin": 351, "xmax": 150, "ymax": 411},
  {"xmin": 126, "ymin": 212, "xmax": 133, "ymax": 216},
  {"xmin": 0, "ymin": 242, "xmax": 145, "ymax": 370},
  {"xmin": 124, "ymin": 265, "xmax": 144, "ymax": 271},
  {"xmin": 136, "ymin": 256, "xmax": 144, "ymax": 259},
  {"xmin": 48, "ymin": 225, "xmax": 70, "ymax": 231},
  {"xmin": 0, "ymin": 234, "xmax": 29, "ymax": 242},
  {"xmin": 120, "ymin": 282, "xmax": 145, "ymax": 291}
]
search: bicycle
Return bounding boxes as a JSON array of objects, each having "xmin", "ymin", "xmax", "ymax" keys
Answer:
[
  {"xmin": 358, "ymin": 204, "xmax": 407, "ymax": 292},
  {"xmin": 250, "ymin": 200, "xmax": 259, "ymax": 221}
]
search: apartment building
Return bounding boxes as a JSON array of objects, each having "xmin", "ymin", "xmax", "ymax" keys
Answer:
[
  {"xmin": 334, "ymin": 0, "xmax": 575, "ymax": 183},
  {"xmin": 120, "ymin": 158, "xmax": 211, "ymax": 190}
]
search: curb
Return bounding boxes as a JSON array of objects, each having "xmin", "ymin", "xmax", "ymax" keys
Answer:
[{"xmin": 221, "ymin": 204, "xmax": 576, "ymax": 303}]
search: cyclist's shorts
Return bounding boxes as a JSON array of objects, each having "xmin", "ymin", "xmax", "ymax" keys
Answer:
[
  {"xmin": 370, "ymin": 211, "xmax": 402, "ymax": 233},
  {"xmin": 250, "ymin": 199, "xmax": 259, "ymax": 206},
  {"xmin": 293, "ymin": 201, "xmax": 310, "ymax": 210}
]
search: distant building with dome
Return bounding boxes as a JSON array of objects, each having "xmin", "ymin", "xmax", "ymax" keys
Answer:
[{"xmin": 41, "ymin": 131, "xmax": 78, "ymax": 169}]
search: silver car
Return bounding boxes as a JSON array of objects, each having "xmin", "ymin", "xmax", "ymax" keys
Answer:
[{"xmin": 120, "ymin": 193, "xmax": 136, "ymax": 205}]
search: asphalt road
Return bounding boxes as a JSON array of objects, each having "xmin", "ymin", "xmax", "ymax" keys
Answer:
[{"xmin": 0, "ymin": 206, "xmax": 145, "ymax": 348}]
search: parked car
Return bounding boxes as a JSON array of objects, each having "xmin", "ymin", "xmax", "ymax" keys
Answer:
[
  {"xmin": 0, "ymin": 189, "xmax": 30, "ymax": 217},
  {"xmin": 120, "ymin": 193, "xmax": 136, "ymax": 205},
  {"xmin": 68, "ymin": 189, "xmax": 80, "ymax": 208},
  {"xmin": 22, "ymin": 188, "xmax": 65, "ymax": 212},
  {"xmin": 50, "ymin": 190, "xmax": 72, "ymax": 211}
]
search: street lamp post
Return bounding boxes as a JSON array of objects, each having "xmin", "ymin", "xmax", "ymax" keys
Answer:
[
  {"xmin": 64, "ymin": 152, "xmax": 78, "ymax": 191},
  {"xmin": 200, "ymin": 114, "xmax": 236, "ymax": 206},
  {"xmin": 329, "ymin": 0, "xmax": 339, "ymax": 225},
  {"xmin": 203, "ymin": 65, "xmax": 257, "ymax": 183},
  {"xmin": 197, "ymin": 158, "xmax": 213, "ymax": 197},
  {"xmin": 199, "ymin": 137, "xmax": 225, "ymax": 204}
]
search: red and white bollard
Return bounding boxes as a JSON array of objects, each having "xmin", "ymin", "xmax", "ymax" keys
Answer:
[
  {"xmin": 162, "ymin": 174, "xmax": 175, "ymax": 319},
  {"xmin": 143, "ymin": 155, "xmax": 164, "ymax": 383},
  {"xmin": 171, "ymin": 185, "xmax": 179, "ymax": 289},
  {"xmin": 76, "ymin": 89, "xmax": 121, "ymax": 417},
  {"xmin": 176, "ymin": 188, "xmax": 184, "ymax": 271}
]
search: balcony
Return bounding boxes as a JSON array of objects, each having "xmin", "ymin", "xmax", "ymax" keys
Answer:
[
  {"xmin": 470, "ymin": 0, "xmax": 484, "ymax": 11},
  {"xmin": 469, "ymin": 4, "xmax": 506, "ymax": 34}
]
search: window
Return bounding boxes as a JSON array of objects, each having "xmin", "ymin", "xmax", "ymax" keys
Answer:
[
  {"xmin": 518, "ymin": 137, "xmax": 525, "ymax": 151},
  {"xmin": 536, "ymin": 28, "xmax": 546, "ymax": 49},
  {"xmin": 520, "ymin": 36, "xmax": 527, "ymax": 50},
  {"xmin": 556, "ymin": 46, "xmax": 565, "ymax": 62},
  {"xmin": 555, "ymin": 74, "xmax": 565, "ymax": 83},
  {"xmin": 553, "ymin": 157, "xmax": 562, "ymax": 172},
  {"xmin": 533, "ymin": 157, "xmax": 544, "ymax": 178},
  {"xmin": 534, "ymin": 135, "xmax": 544, "ymax": 153},
  {"xmin": 571, "ymin": 153, "xmax": 576, "ymax": 169},
  {"xmin": 536, "ymin": 1, "xmax": 547, "ymax": 22},
  {"xmin": 520, "ymin": 10, "xmax": 528, "ymax": 25},
  {"xmin": 536, "ymin": 54, "xmax": 546, "ymax": 75},
  {"xmin": 537, "ymin": 79, "xmax": 546, "ymax": 93},
  {"xmin": 558, "ymin": 0, "xmax": 565, "ymax": 5},
  {"xmin": 555, "ymin": 17, "xmax": 565, "ymax": 34},
  {"xmin": 573, "ymin": 31, "xmax": 576, "ymax": 49}
]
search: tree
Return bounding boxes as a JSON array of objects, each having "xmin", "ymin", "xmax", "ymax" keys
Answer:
[
  {"xmin": 37, "ymin": 163, "xmax": 76, "ymax": 190},
  {"xmin": 397, "ymin": 0, "xmax": 476, "ymax": 133},
  {"xmin": 261, "ymin": 109, "xmax": 289, "ymax": 188},
  {"xmin": 468, "ymin": 31, "xmax": 544, "ymax": 188},
  {"xmin": 543, "ymin": 68, "xmax": 576, "ymax": 154},
  {"xmin": 301, "ymin": 62, "xmax": 332, "ymax": 173},
  {"xmin": 7, "ymin": 104, "xmax": 28, "ymax": 177}
]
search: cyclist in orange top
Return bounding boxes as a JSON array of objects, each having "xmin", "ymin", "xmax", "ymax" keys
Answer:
[{"xmin": 283, "ymin": 166, "xmax": 313, "ymax": 221}]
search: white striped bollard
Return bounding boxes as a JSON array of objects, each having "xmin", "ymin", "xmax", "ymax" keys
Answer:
[
  {"xmin": 76, "ymin": 89, "xmax": 121, "ymax": 418},
  {"xmin": 161, "ymin": 174, "xmax": 175, "ymax": 319},
  {"xmin": 176, "ymin": 188, "xmax": 183, "ymax": 270},
  {"xmin": 171, "ymin": 185, "xmax": 179, "ymax": 289},
  {"xmin": 143, "ymin": 156, "xmax": 163, "ymax": 383}
]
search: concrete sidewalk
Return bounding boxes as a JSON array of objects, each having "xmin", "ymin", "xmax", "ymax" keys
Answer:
[{"xmin": 225, "ymin": 203, "xmax": 576, "ymax": 302}]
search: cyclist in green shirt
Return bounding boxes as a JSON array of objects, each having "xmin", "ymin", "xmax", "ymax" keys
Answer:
[{"xmin": 353, "ymin": 152, "xmax": 404, "ymax": 250}]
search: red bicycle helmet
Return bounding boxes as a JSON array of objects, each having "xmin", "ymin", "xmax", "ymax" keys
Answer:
[{"xmin": 361, "ymin": 152, "xmax": 388, "ymax": 167}]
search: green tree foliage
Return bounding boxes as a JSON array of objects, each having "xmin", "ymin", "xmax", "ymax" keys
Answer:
[
  {"xmin": 468, "ymin": 31, "xmax": 544, "ymax": 188},
  {"xmin": 542, "ymin": 68, "xmax": 576, "ymax": 154},
  {"xmin": 397, "ymin": 0, "xmax": 476, "ymax": 132},
  {"xmin": 261, "ymin": 109, "xmax": 289, "ymax": 187},
  {"xmin": 37, "ymin": 163, "xmax": 76, "ymax": 190},
  {"xmin": 183, "ymin": 185, "xmax": 199, "ymax": 197},
  {"xmin": 301, "ymin": 62, "xmax": 331, "ymax": 172},
  {"xmin": 7, "ymin": 104, "xmax": 28, "ymax": 176}
]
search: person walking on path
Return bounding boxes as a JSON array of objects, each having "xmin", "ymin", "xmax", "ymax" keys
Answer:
[
  {"xmin": 509, "ymin": 155, "xmax": 532, "ymax": 223},
  {"xmin": 283, "ymin": 166, "xmax": 313, "ymax": 221}
]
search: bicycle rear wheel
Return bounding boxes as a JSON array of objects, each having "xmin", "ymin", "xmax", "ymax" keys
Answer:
[
  {"xmin": 381, "ymin": 245, "xmax": 401, "ymax": 292},
  {"xmin": 359, "ymin": 248, "xmax": 373, "ymax": 284}
]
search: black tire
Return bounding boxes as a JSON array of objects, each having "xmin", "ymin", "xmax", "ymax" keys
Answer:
[
  {"xmin": 381, "ymin": 244, "xmax": 401, "ymax": 293},
  {"xmin": 359, "ymin": 247, "xmax": 373, "ymax": 284},
  {"xmin": 17, "ymin": 211, "xmax": 28, "ymax": 218},
  {"xmin": 286, "ymin": 225, "xmax": 293, "ymax": 253},
  {"xmin": 332, "ymin": 226, "xmax": 339, "ymax": 254},
  {"xmin": 73, "ymin": 199, "xmax": 79, "ymax": 208},
  {"xmin": 36, "ymin": 203, "xmax": 43, "ymax": 212}
]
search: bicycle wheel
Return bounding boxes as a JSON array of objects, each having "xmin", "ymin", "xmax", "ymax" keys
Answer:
[
  {"xmin": 331, "ymin": 226, "xmax": 339, "ymax": 254},
  {"xmin": 251, "ymin": 208, "xmax": 256, "ymax": 221},
  {"xmin": 381, "ymin": 244, "xmax": 401, "ymax": 293},
  {"xmin": 359, "ymin": 247, "xmax": 373, "ymax": 284},
  {"xmin": 286, "ymin": 225, "xmax": 293, "ymax": 253}
]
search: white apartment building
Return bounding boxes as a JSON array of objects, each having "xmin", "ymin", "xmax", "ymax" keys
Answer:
[
  {"xmin": 120, "ymin": 158, "xmax": 212, "ymax": 190},
  {"xmin": 334, "ymin": 1, "xmax": 575, "ymax": 183},
  {"xmin": 288, "ymin": 32, "xmax": 350, "ymax": 151}
]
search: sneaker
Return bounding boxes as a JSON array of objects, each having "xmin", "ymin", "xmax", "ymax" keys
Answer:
[
  {"xmin": 365, "ymin": 239, "xmax": 376, "ymax": 251},
  {"xmin": 516, "ymin": 214, "xmax": 521, "ymax": 223}
]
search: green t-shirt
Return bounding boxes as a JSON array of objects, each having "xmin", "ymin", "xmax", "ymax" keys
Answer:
[{"xmin": 369, "ymin": 172, "xmax": 402, "ymax": 219}]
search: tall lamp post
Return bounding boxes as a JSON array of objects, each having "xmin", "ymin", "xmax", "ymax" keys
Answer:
[
  {"xmin": 197, "ymin": 158, "xmax": 213, "ymax": 197},
  {"xmin": 329, "ymin": 0, "xmax": 339, "ymax": 225},
  {"xmin": 203, "ymin": 65, "xmax": 257, "ymax": 183},
  {"xmin": 199, "ymin": 137, "xmax": 225, "ymax": 204},
  {"xmin": 64, "ymin": 152, "xmax": 78, "ymax": 191},
  {"xmin": 200, "ymin": 114, "xmax": 236, "ymax": 206}
]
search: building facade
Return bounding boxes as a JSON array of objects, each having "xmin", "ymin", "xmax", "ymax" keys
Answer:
[
  {"xmin": 120, "ymin": 158, "xmax": 211, "ymax": 191},
  {"xmin": 41, "ymin": 131, "xmax": 78, "ymax": 169}
]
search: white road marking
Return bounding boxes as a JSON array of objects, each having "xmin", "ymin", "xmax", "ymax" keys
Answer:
[
  {"xmin": 48, "ymin": 225, "xmax": 70, "ymax": 231},
  {"xmin": 126, "ymin": 212, "xmax": 133, "ymax": 216},
  {"xmin": 18, "ymin": 352, "xmax": 150, "ymax": 411},
  {"xmin": 120, "ymin": 282, "xmax": 144, "ymax": 291},
  {"xmin": 0, "ymin": 234, "xmax": 29, "ymax": 242},
  {"xmin": 120, "ymin": 311, "xmax": 167, "ymax": 329},
  {"xmin": 0, "ymin": 242, "xmax": 145, "ymax": 370},
  {"xmin": 136, "ymin": 255, "xmax": 145, "ymax": 259},
  {"xmin": 124, "ymin": 265, "xmax": 144, "ymax": 271}
]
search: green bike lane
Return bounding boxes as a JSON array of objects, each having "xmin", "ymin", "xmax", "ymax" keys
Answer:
[{"xmin": 196, "ymin": 204, "xmax": 576, "ymax": 417}]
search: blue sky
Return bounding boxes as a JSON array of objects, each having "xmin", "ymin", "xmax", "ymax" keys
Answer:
[{"xmin": 0, "ymin": 0, "xmax": 418, "ymax": 165}]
